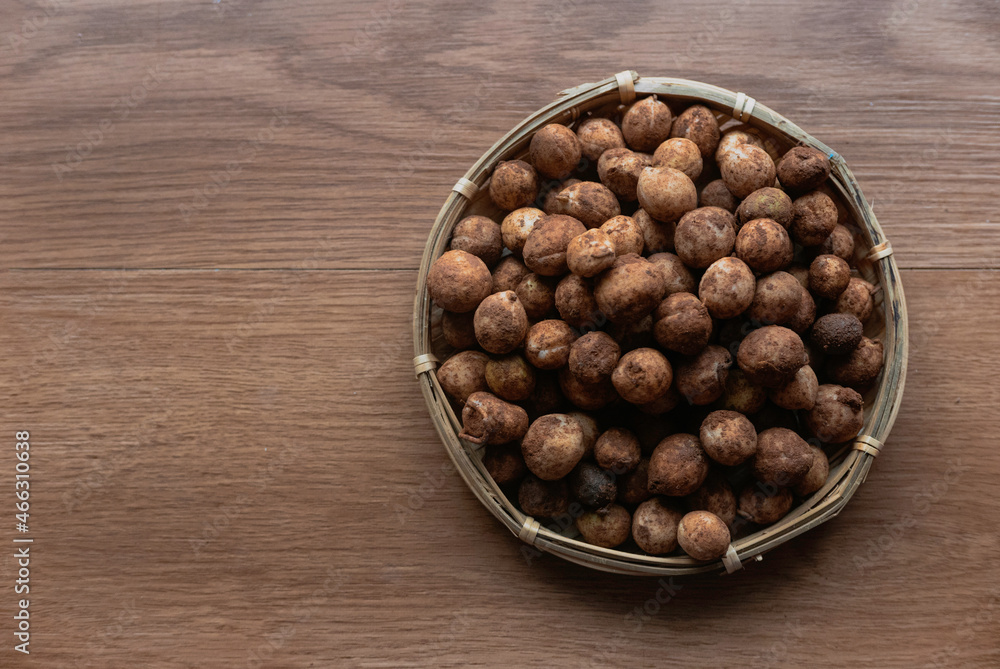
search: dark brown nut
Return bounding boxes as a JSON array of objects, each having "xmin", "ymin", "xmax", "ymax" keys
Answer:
[
  {"xmin": 653, "ymin": 292, "xmax": 712, "ymax": 355},
  {"xmin": 568, "ymin": 331, "xmax": 621, "ymax": 384},
  {"xmin": 791, "ymin": 191, "xmax": 837, "ymax": 246},
  {"xmin": 485, "ymin": 354, "xmax": 536, "ymax": 402},
  {"xmin": 769, "ymin": 364, "xmax": 819, "ymax": 410},
  {"xmin": 570, "ymin": 461, "xmax": 617, "ymax": 508},
  {"xmin": 777, "ymin": 146, "xmax": 831, "ymax": 193},
  {"xmin": 674, "ymin": 207, "xmax": 737, "ymax": 269},
  {"xmin": 827, "ymin": 336, "xmax": 884, "ymax": 390},
  {"xmin": 632, "ymin": 498, "xmax": 684, "ymax": 555},
  {"xmin": 720, "ymin": 143, "xmax": 776, "ymax": 199},
  {"xmin": 699, "ymin": 179, "xmax": 737, "ymax": 212},
  {"xmin": 821, "ymin": 224, "xmax": 855, "ymax": 260},
  {"xmin": 515, "ymin": 273, "xmax": 556, "ymax": 320},
  {"xmin": 633, "ymin": 208, "xmax": 675, "ymax": 253},
  {"xmin": 554, "ymin": 274, "xmax": 601, "ymax": 329},
  {"xmin": 617, "ymin": 458, "xmax": 651, "ymax": 505},
  {"xmin": 715, "ymin": 127, "xmax": 766, "ymax": 163},
  {"xmin": 699, "ymin": 257, "xmax": 755, "ymax": 319},
  {"xmin": 450, "ymin": 215, "xmax": 503, "ymax": 268},
  {"xmin": 786, "ymin": 285, "xmax": 817, "ymax": 335},
  {"xmin": 811, "ymin": 313, "xmax": 864, "ymax": 355},
  {"xmin": 441, "ymin": 309, "xmax": 478, "ymax": 350},
  {"xmin": 794, "ymin": 444, "xmax": 829, "ymax": 496},
  {"xmin": 806, "ymin": 384, "xmax": 864, "ymax": 443},
  {"xmin": 748, "ymin": 271, "xmax": 802, "ymax": 326},
  {"xmin": 649, "ymin": 434, "xmax": 710, "ymax": 496},
  {"xmin": 636, "ymin": 166, "xmax": 698, "ymax": 223},
  {"xmin": 653, "ymin": 137, "xmax": 703, "ymax": 180},
  {"xmin": 737, "ymin": 325, "xmax": 806, "ymax": 388},
  {"xmin": 520, "ymin": 414, "xmax": 586, "ymax": 480},
  {"xmin": 523, "ymin": 320, "xmax": 577, "ymax": 370},
  {"xmin": 459, "ymin": 391, "xmax": 530, "ymax": 445},
  {"xmin": 734, "ymin": 218, "xmax": 794, "ymax": 274},
  {"xmin": 427, "ymin": 249, "xmax": 493, "ymax": 313},
  {"xmin": 600, "ymin": 215, "xmax": 644, "ymax": 256},
  {"xmin": 529, "ymin": 123, "xmax": 582, "ymax": 180},
  {"xmin": 836, "ymin": 277, "xmax": 876, "ymax": 323},
  {"xmin": 576, "ymin": 504, "xmax": 632, "ymax": 548},
  {"xmin": 593, "ymin": 427, "xmax": 642, "ymax": 474},
  {"xmin": 700, "ymin": 409, "xmax": 757, "ymax": 466},
  {"xmin": 436, "ymin": 350, "xmax": 489, "ymax": 403},
  {"xmin": 489, "ymin": 160, "xmax": 539, "ymax": 211},
  {"xmin": 809, "ymin": 254, "xmax": 852, "ymax": 299},
  {"xmin": 648, "ymin": 252, "xmax": 696, "ymax": 296},
  {"xmin": 621, "ymin": 96, "xmax": 673, "ymax": 152},
  {"xmin": 594, "ymin": 254, "xmax": 665, "ymax": 324},
  {"xmin": 500, "ymin": 207, "xmax": 545, "ymax": 257},
  {"xmin": 576, "ymin": 116, "xmax": 626, "ymax": 161},
  {"xmin": 611, "ymin": 348, "xmax": 673, "ymax": 405},
  {"xmin": 491, "ymin": 256, "xmax": 530, "ymax": 293},
  {"xmin": 482, "ymin": 444, "xmax": 527, "ymax": 486},
  {"xmin": 554, "ymin": 181, "xmax": 621, "ymax": 229},
  {"xmin": 473, "ymin": 291, "xmax": 529, "ymax": 354},
  {"xmin": 598, "ymin": 148, "xmax": 647, "ymax": 201},
  {"xmin": 752, "ymin": 427, "xmax": 815, "ymax": 487},
  {"xmin": 685, "ymin": 473, "xmax": 737, "ymax": 527},
  {"xmin": 518, "ymin": 474, "xmax": 570, "ymax": 518},
  {"xmin": 737, "ymin": 187, "xmax": 793, "ymax": 229},
  {"xmin": 737, "ymin": 485, "xmax": 794, "ymax": 525},
  {"xmin": 566, "ymin": 229, "xmax": 617, "ymax": 278},
  {"xmin": 542, "ymin": 178, "xmax": 581, "ymax": 215},
  {"xmin": 675, "ymin": 345, "xmax": 732, "ymax": 405},
  {"xmin": 721, "ymin": 367, "xmax": 768, "ymax": 415},
  {"xmin": 559, "ymin": 367, "xmax": 618, "ymax": 411},
  {"xmin": 670, "ymin": 104, "xmax": 720, "ymax": 159},
  {"xmin": 567, "ymin": 411, "xmax": 600, "ymax": 458},
  {"xmin": 677, "ymin": 510, "xmax": 730, "ymax": 560},
  {"xmin": 523, "ymin": 214, "xmax": 587, "ymax": 276}
]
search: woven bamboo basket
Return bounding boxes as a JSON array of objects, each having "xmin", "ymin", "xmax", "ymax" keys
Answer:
[{"xmin": 412, "ymin": 71, "xmax": 908, "ymax": 576}]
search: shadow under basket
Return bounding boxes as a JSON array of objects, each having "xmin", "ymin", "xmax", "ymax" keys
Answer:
[{"xmin": 412, "ymin": 71, "xmax": 908, "ymax": 576}]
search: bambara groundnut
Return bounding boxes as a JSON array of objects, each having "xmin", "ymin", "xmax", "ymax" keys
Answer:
[
  {"xmin": 632, "ymin": 497, "xmax": 684, "ymax": 555},
  {"xmin": 459, "ymin": 391, "xmax": 529, "ymax": 445},
  {"xmin": 521, "ymin": 413, "xmax": 586, "ymax": 480},
  {"xmin": 437, "ymin": 350, "xmax": 489, "ymax": 404},
  {"xmin": 529, "ymin": 123, "xmax": 582, "ymax": 180},
  {"xmin": 489, "ymin": 160, "xmax": 539, "ymax": 211},
  {"xmin": 649, "ymin": 433, "xmax": 710, "ymax": 497},
  {"xmin": 677, "ymin": 510, "xmax": 731, "ymax": 561},
  {"xmin": 427, "ymin": 249, "xmax": 493, "ymax": 313},
  {"xmin": 473, "ymin": 291, "xmax": 529, "ymax": 354},
  {"xmin": 699, "ymin": 257, "xmax": 755, "ymax": 319}
]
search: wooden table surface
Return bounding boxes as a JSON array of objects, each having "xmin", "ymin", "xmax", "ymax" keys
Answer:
[{"xmin": 1, "ymin": 1, "xmax": 998, "ymax": 667}]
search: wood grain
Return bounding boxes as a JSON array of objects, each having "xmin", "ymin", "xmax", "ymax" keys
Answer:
[{"xmin": 0, "ymin": 0, "xmax": 998, "ymax": 667}]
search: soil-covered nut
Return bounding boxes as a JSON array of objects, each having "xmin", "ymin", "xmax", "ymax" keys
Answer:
[
  {"xmin": 820, "ymin": 224, "xmax": 855, "ymax": 260},
  {"xmin": 568, "ymin": 331, "xmax": 621, "ymax": 384},
  {"xmin": 670, "ymin": 104, "xmax": 720, "ymax": 159},
  {"xmin": 482, "ymin": 444, "xmax": 527, "ymax": 485},
  {"xmin": 675, "ymin": 345, "xmax": 732, "ymax": 405},
  {"xmin": 737, "ymin": 485, "xmax": 794, "ymax": 525},
  {"xmin": 600, "ymin": 215, "xmax": 644, "ymax": 256},
  {"xmin": 715, "ymin": 127, "xmax": 766, "ymax": 164},
  {"xmin": 459, "ymin": 391, "xmax": 530, "ymax": 445},
  {"xmin": 636, "ymin": 166, "xmax": 698, "ymax": 223},
  {"xmin": 699, "ymin": 257, "xmax": 755, "ymax": 319},
  {"xmin": 769, "ymin": 364, "xmax": 819, "ymax": 410},
  {"xmin": 501, "ymin": 207, "xmax": 545, "ymax": 257},
  {"xmin": 777, "ymin": 146, "xmax": 831, "ymax": 193},
  {"xmin": 567, "ymin": 411, "xmax": 600, "ymax": 459},
  {"xmin": 649, "ymin": 434, "xmax": 710, "ymax": 496},
  {"xmin": 632, "ymin": 498, "xmax": 684, "ymax": 554},
  {"xmin": 791, "ymin": 191, "xmax": 837, "ymax": 246},
  {"xmin": 450, "ymin": 215, "xmax": 503, "ymax": 268},
  {"xmin": 699, "ymin": 179, "xmax": 737, "ymax": 212},
  {"xmin": 737, "ymin": 187, "xmax": 793, "ymax": 229},
  {"xmin": 491, "ymin": 256, "xmax": 530, "ymax": 293},
  {"xmin": 811, "ymin": 313, "xmax": 864, "ymax": 355},
  {"xmin": 734, "ymin": 218, "xmax": 794, "ymax": 273},
  {"xmin": 567, "ymin": 229, "xmax": 617, "ymax": 277},
  {"xmin": 594, "ymin": 254, "xmax": 665, "ymax": 324},
  {"xmin": 674, "ymin": 206, "xmax": 737, "ymax": 269},
  {"xmin": 827, "ymin": 336, "xmax": 884, "ymax": 389},
  {"xmin": 633, "ymin": 208, "xmax": 675, "ymax": 253},
  {"xmin": 836, "ymin": 277, "xmax": 876, "ymax": 323},
  {"xmin": 554, "ymin": 181, "xmax": 621, "ymax": 229},
  {"xmin": 720, "ymin": 143, "xmax": 776, "ymax": 199},
  {"xmin": 529, "ymin": 123, "xmax": 582, "ymax": 180},
  {"xmin": 806, "ymin": 384, "xmax": 864, "ymax": 443},
  {"xmin": 794, "ymin": 444, "xmax": 829, "ymax": 496},
  {"xmin": 653, "ymin": 292, "xmax": 712, "ymax": 355},
  {"xmin": 700, "ymin": 409, "xmax": 757, "ymax": 466},
  {"xmin": 648, "ymin": 252, "xmax": 697, "ymax": 296},
  {"xmin": 515, "ymin": 274, "xmax": 556, "ymax": 320},
  {"xmin": 752, "ymin": 427, "xmax": 815, "ymax": 486},
  {"xmin": 612, "ymin": 348, "xmax": 673, "ymax": 405},
  {"xmin": 427, "ymin": 250, "xmax": 493, "ymax": 313},
  {"xmin": 594, "ymin": 427, "xmax": 642, "ymax": 474},
  {"xmin": 576, "ymin": 116, "xmax": 626, "ymax": 161},
  {"xmin": 748, "ymin": 271, "xmax": 802, "ymax": 326},
  {"xmin": 489, "ymin": 160, "xmax": 539, "ymax": 211},
  {"xmin": 441, "ymin": 309, "xmax": 478, "ymax": 350},
  {"xmin": 685, "ymin": 473, "xmax": 737, "ymax": 527},
  {"xmin": 542, "ymin": 178, "xmax": 581, "ymax": 215},
  {"xmin": 569, "ymin": 461, "xmax": 617, "ymax": 508},
  {"xmin": 621, "ymin": 96, "xmax": 673, "ymax": 152},
  {"xmin": 677, "ymin": 511, "xmax": 731, "ymax": 560},
  {"xmin": 523, "ymin": 214, "xmax": 587, "ymax": 276},
  {"xmin": 437, "ymin": 350, "xmax": 489, "ymax": 403},
  {"xmin": 737, "ymin": 325, "xmax": 805, "ymax": 388},
  {"xmin": 617, "ymin": 458, "xmax": 651, "ymax": 505},
  {"xmin": 474, "ymin": 291, "xmax": 529, "ymax": 354},
  {"xmin": 721, "ymin": 367, "xmax": 768, "ymax": 415},
  {"xmin": 518, "ymin": 474, "xmax": 570, "ymax": 518},
  {"xmin": 576, "ymin": 504, "xmax": 632, "ymax": 548},
  {"xmin": 598, "ymin": 148, "xmax": 647, "ymax": 201},
  {"xmin": 554, "ymin": 274, "xmax": 601, "ymax": 328},
  {"xmin": 520, "ymin": 413, "xmax": 586, "ymax": 480},
  {"xmin": 788, "ymin": 264, "xmax": 810, "ymax": 290},
  {"xmin": 653, "ymin": 137, "xmax": 703, "ymax": 180},
  {"xmin": 809, "ymin": 254, "xmax": 851, "ymax": 299},
  {"xmin": 786, "ymin": 285, "xmax": 817, "ymax": 335},
  {"xmin": 559, "ymin": 367, "xmax": 618, "ymax": 411},
  {"xmin": 524, "ymin": 320, "xmax": 577, "ymax": 370},
  {"xmin": 485, "ymin": 353, "xmax": 536, "ymax": 402}
]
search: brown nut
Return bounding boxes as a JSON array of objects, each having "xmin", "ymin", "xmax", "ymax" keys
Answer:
[
  {"xmin": 441, "ymin": 309, "xmax": 478, "ymax": 350},
  {"xmin": 617, "ymin": 458, "xmax": 652, "ymax": 505},
  {"xmin": 576, "ymin": 116, "xmax": 626, "ymax": 161},
  {"xmin": 554, "ymin": 181, "xmax": 621, "ymax": 229},
  {"xmin": 811, "ymin": 313, "xmax": 864, "ymax": 355},
  {"xmin": 594, "ymin": 254, "xmax": 665, "ymax": 324},
  {"xmin": 559, "ymin": 367, "xmax": 618, "ymax": 411},
  {"xmin": 542, "ymin": 179, "xmax": 580, "ymax": 215},
  {"xmin": 529, "ymin": 123, "xmax": 582, "ymax": 180},
  {"xmin": 700, "ymin": 409, "xmax": 757, "ymax": 466},
  {"xmin": 734, "ymin": 218, "xmax": 794, "ymax": 274},
  {"xmin": 576, "ymin": 504, "xmax": 632, "ymax": 548},
  {"xmin": 554, "ymin": 274, "xmax": 601, "ymax": 329},
  {"xmin": 649, "ymin": 434, "xmax": 710, "ymax": 496},
  {"xmin": 737, "ymin": 485, "xmax": 794, "ymax": 525},
  {"xmin": 670, "ymin": 104, "xmax": 720, "ymax": 159},
  {"xmin": 791, "ymin": 191, "xmax": 837, "ymax": 246},
  {"xmin": 777, "ymin": 146, "xmax": 831, "ymax": 193},
  {"xmin": 748, "ymin": 271, "xmax": 802, "ymax": 326},
  {"xmin": 594, "ymin": 427, "xmax": 642, "ymax": 474},
  {"xmin": 806, "ymin": 384, "xmax": 864, "ymax": 443},
  {"xmin": 515, "ymin": 273, "xmax": 557, "ymax": 320},
  {"xmin": 436, "ymin": 350, "xmax": 489, "ymax": 403},
  {"xmin": 621, "ymin": 96, "xmax": 673, "ymax": 152},
  {"xmin": 677, "ymin": 511, "xmax": 731, "ymax": 560},
  {"xmin": 653, "ymin": 291, "xmax": 712, "ymax": 355},
  {"xmin": 459, "ymin": 391, "xmax": 530, "ymax": 445},
  {"xmin": 737, "ymin": 325, "xmax": 806, "ymax": 388},
  {"xmin": 715, "ymin": 127, "xmax": 766, "ymax": 163},
  {"xmin": 611, "ymin": 347, "xmax": 673, "ymax": 405},
  {"xmin": 820, "ymin": 224, "xmax": 855, "ymax": 260},
  {"xmin": 633, "ymin": 208, "xmax": 675, "ymax": 254},
  {"xmin": 427, "ymin": 249, "xmax": 493, "ymax": 313},
  {"xmin": 769, "ymin": 364, "xmax": 819, "ymax": 410},
  {"xmin": 520, "ymin": 413, "xmax": 586, "ymax": 480},
  {"xmin": 567, "ymin": 331, "xmax": 621, "ymax": 384},
  {"xmin": 699, "ymin": 178, "xmax": 737, "ymax": 212},
  {"xmin": 736, "ymin": 187, "xmax": 793, "ymax": 229},
  {"xmin": 632, "ymin": 498, "xmax": 684, "ymax": 555},
  {"xmin": 752, "ymin": 427, "xmax": 815, "ymax": 487},
  {"xmin": 674, "ymin": 206, "xmax": 737, "ymax": 269},
  {"xmin": 570, "ymin": 461, "xmax": 617, "ymax": 508},
  {"xmin": 648, "ymin": 252, "xmax": 696, "ymax": 296},
  {"xmin": 500, "ymin": 207, "xmax": 545, "ymax": 257},
  {"xmin": 473, "ymin": 291, "xmax": 529, "ymax": 354},
  {"xmin": 568, "ymin": 411, "xmax": 600, "ymax": 459},
  {"xmin": 699, "ymin": 257, "xmax": 755, "ymax": 319},
  {"xmin": 485, "ymin": 353, "xmax": 536, "ymax": 402},
  {"xmin": 518, "ymin": 474, "xmax": 570, "ymax": 518},
  {"xmin": 835, "ymin": 277, "xmax": 876, "ymax": 323},
  {"xmin": 719, "ymin": 143, "xmax": 776, "ymax": 199},
  {"xmin": 523, "ymin": 320, "xmax": 577, "ymax": 370},
  {"xmin": 653, "ymin": 137, "xmax": 703, "ymax": 180},
  {"xmin": 786, "ymin": 285, "xmax": 817, "ymax": 335},
  {"xmin": 482, "ymin": 444, "xmax": 527, "ymax": 486},
  {"xmin": 809, "ymin": 253, "xmax": 851, "ymax": 299},
  {"xmin": 721, "ymin": 367, "xmax": 768, "ymax": 415},
  {"xmin": 450, "ymin": 215, "xmax": 503, "ymax": 268},
  {"xmin": 522, "ymin": 214, "xmax": 588, "ymax": 276},
  {"xmin": 600, "ymin": 215, "xmax": 644, "ymax": 256},
  {"xmin": 675, "ymin": 345, "xmax": 732, "ymax": 405},
  {"xmin": 567, "ymin": 229, "xmax": 617, "ymax": 277},
  {"xmin": 826, "ymin": 336, "xmax": 884, "ymax": 390},
  {"xmin": 636, "ymin": 166, "xmax": 698, "ymax": 224},
  {"xmin": 685, "ymin": 473, "xmax": 737, "ymax": 527},
  {"xmin": 491, "ymin": 256, "xmax": 530, "ymax": 293},
  {"xmin": 793, "ymin": 444, "xmax": 829, "ymax": 496},
  {"xmin": 598, "ymin": 148, "xmax": 647, "ymax": 202},
  {"xmin": 489, "ymin": 160, "xmax": 539, "ymax": 211}
]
